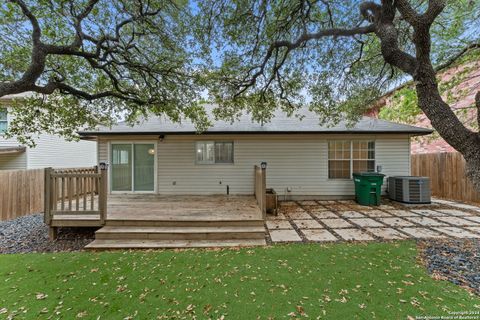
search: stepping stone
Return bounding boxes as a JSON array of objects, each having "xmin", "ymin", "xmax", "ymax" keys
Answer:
[
  {"xmin": 293, "ymin": 219, "xmax": 323, "ymax": 229},
  {"xmin": 269, "ymin": 229, "xmax": 302, "ymax": 242},
  {"xmin": 435, "ymin": 209, "xmax": 472, "ymax": 217},
  {"xmin": 464, "ymin": 216, "xmax": 480, "ymax": 224},
  {"xmin": 306, "ymin": 206, "xmax": 329, "ymax": 213},
  {"xmin": 334, "ymin": 229, "xmax": 374, "ymax": 241},
  {"xmin": 351, "ymin": 205, "xmax": 372, "ymax": 211},
  {"xmin": 448, "ymin": 203, "xmax": 480, "ymax": 210},
  {"xmin": 298, "ymin": 201, "xmax": 318, "ymax": 206},
  {"xmin": 405, "ymin": 216, "xmax": 447, "ymax": 227},
  {"xmin": 349, "ymin": 218, "xmax": 384, "ymax": 228},
  {"xmin": 411, "ymin": 209, "xmax": 445, "ymax": 217},
  {"xmin": 267, "ymin": 213, "xmax": 286, "ymax": 220},
  {"xmin": 325, "ymin": 205, "xmax": 351, "ymax": 211},
  {"xmin": 286, "ymin": 211, "xmax": 312, "ymax": 220},
  {"xmin": 435, "ymin": 216, "xmax": 478, "ymax": 226},
  {"xmin": 321, "ymin": 218, "xmax": 353, "ymax": 229},
  {"xmin": 302, "ymin": 229, "xmax": 338, "ymax": 241},
  {"xmin": 399, "ymin": 227, "xmax": 444, "ymax": 238},
  {"xmin": 466, "ymin": 227, "xmax": 480, "ymax": 234},
  {"xmin": 433, "ymin": 227, "xmax": 480, "ymax": 239},
  {"xmin": 337, "ymin": 200, "xmax": 355, "ymax": 204},
  {"xmin": 378, "ymin": 205, "xmax": 395, "ymax": 210},
  {"xmin": 365, "ymin": 228, "xmax": 406, "ymax": 240},
  {"xmin": 377, "ymin": 217, "xmax": 415, "ymax": 227},
  {"xmin": 281, "ymin": 201, "xmax": 298, "ymax": 207},
  {"xmin": 312, "ymin": 211, "xmax": 338, "ymax": 219},
  {"xmin": 317, "ymin": 200, "xmax": 336, "ymax": 204},
  {"xmin": 387, "ymin": 210, "xmax": 420, "ymax": 217},
  {"xmin": 431, "ymin": 199, "xmax": 455, "ymax": 205},
  {"xmin": 338, "ymin": 211, "xmax": 364, "ymax": 218},
  {"xmin": 361, "ymin": 210, "xmax": 392, "ymax": 218},
  {"xmin": 266, "ymin": 220, "xmax": 293, "ymax": 230}
]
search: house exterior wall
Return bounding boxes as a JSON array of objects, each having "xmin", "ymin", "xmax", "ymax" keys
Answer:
[
  {"xmin": 97, "ymin": 134, "xmax": 411, "ymax": 198},
  {"xmin": 0, "ymin": 106, "xmax": 97, "ymax": 169},
  {"xmin": 0, "ymin": 153, "xmax": 27, "ymax": 170},
  {"xmin": 0, "ymin": 106, "xmax": 27, "ymax": 170},
  {"xmin": 26, "ymin": 135, "xmax": 97, "ymax": 169}
]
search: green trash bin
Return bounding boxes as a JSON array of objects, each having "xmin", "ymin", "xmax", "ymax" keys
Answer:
[{"xmin": 353, "ymin": 172, "xmax": 385, "ymax": 206}]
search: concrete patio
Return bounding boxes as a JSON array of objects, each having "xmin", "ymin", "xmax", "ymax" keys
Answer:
[{"xmin": 266, "ymin": 198, "xmax": 480, "ymax": 243}]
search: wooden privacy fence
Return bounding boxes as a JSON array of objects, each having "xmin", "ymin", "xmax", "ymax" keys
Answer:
[
  {"xmin": 411, "ymin": 152, "xmax": 480, "ymax": 203},
  {"xmin": 254, "ymin": 165, "xmax": 266, "ymax": 219},
  {"xmin": 0, "ymin": 168, "xmax": 44, "ymax": 221},
  {"xmin": 44, "ymin": 166, "xmax": 108, "ymax": 225}
]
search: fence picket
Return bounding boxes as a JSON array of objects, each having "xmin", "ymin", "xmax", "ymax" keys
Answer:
[{"xmin": 411, "ymin": 152, "xmax": 480, "ymax": 203}]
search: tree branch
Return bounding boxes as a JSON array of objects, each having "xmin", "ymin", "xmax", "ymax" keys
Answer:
[
  {"xmin": 237, "ymin": 24, "xmax": 376, "ymax": 94},
  {"xmin": 9, "ymin": 0, "xmax": 41, "ymax": 45}
]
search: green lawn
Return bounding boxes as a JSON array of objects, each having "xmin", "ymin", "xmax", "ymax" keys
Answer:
[{"xmin": 0, "ymin": 241, "xmax": 478, "ymax": 319}]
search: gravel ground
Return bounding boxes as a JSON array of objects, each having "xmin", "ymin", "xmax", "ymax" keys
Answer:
[
  {"xmin": 0, "ymin": 214, "xmax": 95, "ymax": 254},
  {"xmin": 419, "ymin": 239, "xmax": 480, "ymax": 295}
]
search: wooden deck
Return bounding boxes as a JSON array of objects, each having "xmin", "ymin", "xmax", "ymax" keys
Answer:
[
  {"xmin": 51, "ymin": 194, "xmax": 262, "ymax": 224},
  {"xmin": 50, "ymin": 195, "xmax": 266, "ymax": 249}
]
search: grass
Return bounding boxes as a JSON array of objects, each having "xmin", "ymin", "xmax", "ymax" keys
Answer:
[{"xmin": 0, "ymin": 241, "xmax": 479, "ymax": 319}]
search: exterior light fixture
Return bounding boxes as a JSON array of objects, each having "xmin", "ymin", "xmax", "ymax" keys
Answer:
[
  {"xmin": 99, "ymin": 162, "xmax": 108, "ymax": 170},
  {"xmin": 148, "ymin": 148, "xmax": 155, "ymax": 155},
  {"xmin": 261, "ymin": 161, "xmax": 267, "ymax": 169}
]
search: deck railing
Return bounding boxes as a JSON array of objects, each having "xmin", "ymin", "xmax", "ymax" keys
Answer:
[
  {"xmin": 254, "ymin": 165, "xmax": 266, "ymax": 219},
  {"xmin": 44, "ymin": 166, "xmax": 108, "ymax": 226}
]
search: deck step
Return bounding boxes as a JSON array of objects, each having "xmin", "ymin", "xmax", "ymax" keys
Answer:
[
  {"xmin": 95, "ymin": 226, "xmax": 266, "ymax": 240},
  {"xmin": 105, "ymin": 219, "xmax": 265, "ymax": 227},
  {"xmin": 85, "ymin": 238, "xmax": 267, "ymax": 249}
]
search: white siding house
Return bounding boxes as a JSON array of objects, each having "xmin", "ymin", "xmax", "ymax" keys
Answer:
[
  {"xmin": 0, "ymin": 94, "xmax": 96, "ymax": 170},
  {"xmin": 84, "ymin": 107, "xmax": 430, "ymax": 200}
]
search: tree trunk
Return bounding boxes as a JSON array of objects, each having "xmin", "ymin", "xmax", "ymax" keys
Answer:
[{"xmin": 414, "ymin": 63, "xmax": 480, "ymax": 189}]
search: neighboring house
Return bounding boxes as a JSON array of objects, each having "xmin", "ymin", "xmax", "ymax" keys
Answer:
[
  {"xmin": 79, "ymin": 108, "xmax": 431, "ymax": 199},
  {"xmin": 0, "ymin": 94, "xmax": 97, "ymax": 170},
  {"xmin": 367, "ymin": 49, "xmax": 480, "ymax": 154}
]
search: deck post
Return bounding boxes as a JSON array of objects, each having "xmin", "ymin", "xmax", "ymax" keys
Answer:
[
  {"xmin": 261, "ymin": 165, "xmax": 267, "ymax": 219},
  {"xmin": 99, "ymin": 164, "xmax": 108, "ymax": 225},
  {"xmin": 48, "ymin": 227, "xmax": 58, "ymax": 240},
  {"xmin": 94, "ymin": 165, "xmax": 99, "ymax": 194},
  {"xmin": 44, "ymin": 167, "xmax": 52, "ymax": 225}
]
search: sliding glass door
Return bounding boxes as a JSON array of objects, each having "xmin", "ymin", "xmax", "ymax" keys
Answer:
[{"xmin": 111, "ymin": 143, "xmax": 155, "ymax": 192}]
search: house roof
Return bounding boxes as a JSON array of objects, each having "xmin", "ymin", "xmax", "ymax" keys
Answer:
[{"xmin": 79, "ymin": 107, "xmax": 432, "ymax": 137}]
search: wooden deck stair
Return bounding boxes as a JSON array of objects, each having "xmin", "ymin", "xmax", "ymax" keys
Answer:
[{"xmin": 86, "ymin": 221, "xmax": 266, "ymax": 249}]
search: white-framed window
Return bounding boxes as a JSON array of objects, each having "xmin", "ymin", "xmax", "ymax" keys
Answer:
[
  {"xmin": 196, "ymin": 141, "xmax": 234, "ymax": 164},
  {"xmin": 328, "ymin": 140, "xmax": 375, "ymax": 179},
  {"xmin": 0, "ymin": 108, "xmax": 7, "ymax": 133}
]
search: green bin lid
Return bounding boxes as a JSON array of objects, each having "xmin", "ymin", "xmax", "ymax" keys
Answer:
[{"xmin": 352, "ymin": 172, "xmax": 385, "ymax": 177}]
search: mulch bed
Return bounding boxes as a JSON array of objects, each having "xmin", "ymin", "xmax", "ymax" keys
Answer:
[
  {"xmin": 418, "ymin": 239, "xmax": 480, "ymax": 295},
  {"xmin": 0, "ymin": 214, "xmax": 96, "ymax": 254}
]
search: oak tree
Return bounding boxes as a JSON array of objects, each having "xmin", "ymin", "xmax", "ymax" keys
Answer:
[{"xmin": 199, "ymin": 0, "xmax": 480, "ymax": 187}]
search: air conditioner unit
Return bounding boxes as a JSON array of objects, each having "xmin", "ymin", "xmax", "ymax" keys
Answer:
[{"xmin": 388, "ymin": 176, "xmax": 431, "ymax": 204}]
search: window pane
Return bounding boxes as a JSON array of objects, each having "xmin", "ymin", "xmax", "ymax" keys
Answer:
[
  {"xmin": 367, "ymin": 160, "xmax": 375, "ymax": 171},
  {"xmin": 0, "ymin": 108, "xmax": 6, "ymax": 121},
  {"xmin": 215, "ymin": 142, "xmax": 233, "ymax": 163},
  {"xmin": 328, "ymin": 160, "xmax": 350, "ymax": 179},
  {"xmin": 0, "ymin": 108, "xmax": 7, "ymax": 133},
  {"xmin": 353, "ymin": 160, "xmax": 376, "ymax": 173},
  {"xmin": 111, "ymin": 144, "xmax": 132, "ymax": 191},
  {"xmin": 134, "ymin": 144, "xmax": 155, "ymax": 191},
  {"xmin": 368, "ymin": 150, "xmax": 375, "ymax": 159},
  {"xmin": 196, "ymin": 142, "xmax": 214, "ymax": 163},
  {"xmin": 343, "ymin": 148, "xmax": 351, "ymax": 159}
]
